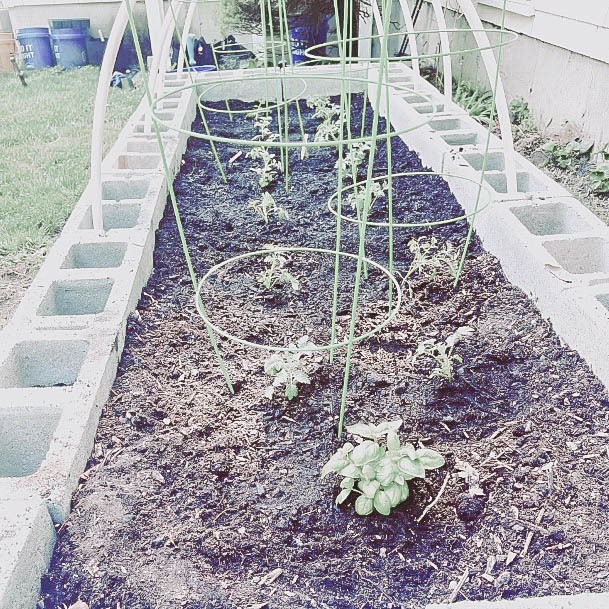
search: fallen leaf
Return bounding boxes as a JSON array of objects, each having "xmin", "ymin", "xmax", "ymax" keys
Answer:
[{"xmin": 259, "ymin": 567, "xmax": 283, "ymax": 586}]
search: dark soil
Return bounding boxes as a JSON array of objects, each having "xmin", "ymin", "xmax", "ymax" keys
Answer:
[
  {"xmin": 42, "ymin": 96, "xmax": 609, "ymax": 609},
  {"xmin": 513, "ymin": 129, "xmax": 609, "ymax": 227}
]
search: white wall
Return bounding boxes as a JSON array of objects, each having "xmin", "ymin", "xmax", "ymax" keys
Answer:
[
  {"xmin": 5, "ymin": 0, "xmax": 222, "ymax": 41},
  {"xmin": 416, "ymin": 0, "xmax": 609, "ymax": 147}
]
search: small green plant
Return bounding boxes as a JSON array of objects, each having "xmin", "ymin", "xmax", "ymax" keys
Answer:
[
  {"xmin": 248, "ymin": 191, "xmax": 289, "ymax": 223},
  {"xmin": 414, "ymin": 326, "xmax": 473, "ymax": 381},
  {"xmin": 406, "ymin": 236, "xmax": 460, "ymax": 284},
  {"xmin": 249, "ymin": 109, "xmax": 279, "ymax": 143},
  {"xmin": 589, "ymin": 162, "xmax": 609, "ymax": 194},
  {"xmin": 453, "ymin": 81, "xmax": 494, "ymax": 126},
  {"xmin": 541, "ymin": 139, "xmax": 593, "ymax": 169},
  {"xmin": 509, "ymin": 98, "xmax": 536, "ymax": 132},
  {"xmin": 264, "ymin": 335, "xmax": 316, "ymax": 400},
  {"xmin": 247, "ymin": 103, "xmax": 283, "ymax": 188},
  {"xmin": 346, "ymin": 180, "xmax": 388, "ymax": 212},
  {"xmin": 322, "ymin": 419, "xmax": 445, "ymax": 516},
  {"xmin": 256, "ymin": 246, "xmax": 300, "ymax": 292},
  {"xmin": 307, "ymin": 96, "xmax": 341, "ymax": 142},
  {"xmin": 337, "ymin": 142, "xmax": 370, "ymax": 177},
  {"xmin": 248, "ymin": 144, "xmax": 282, "ymax": 188}
]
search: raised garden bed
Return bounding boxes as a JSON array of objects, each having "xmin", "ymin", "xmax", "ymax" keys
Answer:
[{"xmin": 41, "ymin": 96, "xmax": 609, "ymax": 609}]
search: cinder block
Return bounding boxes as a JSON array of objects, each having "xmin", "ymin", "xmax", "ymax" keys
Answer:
[
  {"xmin": 0, "ymin": 404, "xmax": 61, "ymax": 477},
  {"xmin": 543, "ymin": 236, "xmax": 609, "ymax": 275},
  {"xmin": 101, "ymin": 179, "xmax": 150, "ymax": 201},
  {"xmin": 134, "ymin": 121, "xmax": 169, "ymax": 134},
  {"xmin": 37, "ymin": 278, "xmax": 114, "ymax": 317},
  {"xmin": 598, "ymin": 293, "xmax": 609, "ymax": 311},
  {"xmin": 411, "ymin": 101, "xmax": 445, "ymax": 114},
  {"xmin": 79, "ymin": 202, "xmax": 142, "ymax": 230},
  {"xmin": 61, "ymin": 242, "xmax": 127, "ymax": 269},
  {"xmin": 461, "ymin": 151, "xmax": 505, "ymax": 171},
  {"xmin": 484, "ymin": 170, "xmax": 548, "ymax": 194},
  {"xmin": 510, "ymin": 201, "xmax": 593, "ymax": 235},
  {"xmin": 0, "ymin": 497, "xmax": 56, "ymax": 609},
  {"xmin": 401, "ymin": 92, "xmax": 431, "ymax": 103},
  {"xmin": 125, "ymin": 139, "xmax": 160, "ymax": 153},
  {"xmin": 430, "ymin": 116, "xmax": 467, "ymax": 131},
  {"xmin": 0, "ymin": 330, "xmax": 121, "ymax": 522},
  {"xmin": 0, "ymin": 340, "xmax": 89, "ymax": 389},
  {"xmin": 159, "ymin": 99, "xmax": 179, "ymax": 110},
  {"xmin": 116, "ymin": 153, "xmax": 161, "ymax": 171},
  {"xmin": 440, "ymin": 130, "xmax": 479, "ymax": 146}
]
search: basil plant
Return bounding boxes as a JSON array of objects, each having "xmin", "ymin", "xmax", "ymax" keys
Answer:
[{"xmin": 322, "ymin": 419, "xmax": 445, "ymax": 516}]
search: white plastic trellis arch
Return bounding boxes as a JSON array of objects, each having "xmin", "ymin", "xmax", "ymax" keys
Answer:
[
  {"xmin": 90, "ymin": 0, "xmax": 166, "ymax": 233},
  {"xmin": 89, "ymin": 0, "xmax": 519, "ymax": 233},
  {"xmin": 368, "ymin": 0, "xmax": 517, "ymax": 194}
]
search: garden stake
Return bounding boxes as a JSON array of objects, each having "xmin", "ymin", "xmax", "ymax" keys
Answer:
[
  {"xmin": 338, "ymin": 0, "xmax": 394, "ymax": 437},
  {"xmin": 168, "ymin": 0, "xmax": 227, "ymax": 182},
  {"xmin": 125, "ymin": 0, "xmax": 234, "ymax": 393},
  {"xmin": 454, "ymin": 0, "xmax": 508, "ymax": 287},
  {"xmin": 329, "ymin": 0, "xmax": 352, "ymax": 365}
]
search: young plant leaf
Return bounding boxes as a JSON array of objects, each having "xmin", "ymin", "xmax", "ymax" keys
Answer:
[
  {"xmin": 336, "ymin": 488, "xmax": 352, "ymax": 504},
  {"xmin": 415, "ymin": 448, "xmax": 446, "ymax": 469},
  {"xmin": 398, "ymin": 456, "xmax": 426, "ymax": 479},
  {"xmin": 355, "ymin": 495, "xmax": 374, "ymax": 516},
  {"xmin": 373, "ymin": 490, "xmax": 392, "ymax": 516}
]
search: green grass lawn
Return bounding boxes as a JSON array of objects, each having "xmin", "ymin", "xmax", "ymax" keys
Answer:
[{"xmin": 0, "ymin": 66, "xmax": 142, "ymax": 256}]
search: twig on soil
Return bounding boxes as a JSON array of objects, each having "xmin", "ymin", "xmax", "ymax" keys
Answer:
[
  {"xmin": 447, "ymin": 568, "xmax": 469, "ymax": 603},
  {"xmin": 417, "ymin": 474, "xmax": 450, "ymax": 523},
  {"xmin": 259, "ymin": 568, "xmax": 283, "ymax": 586},
  {"xmin": 520, "ymin": 507, "xmax": 545, "ymax": 557}
]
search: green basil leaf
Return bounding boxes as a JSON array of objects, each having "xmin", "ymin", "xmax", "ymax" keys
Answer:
[
  {"xmin": 351, "ymin": 441, "xmax": 381, "ymax": 466},
  {"xmin": 401, "ymin": 482, "xmax": 410, "ymax": 501},
  {"xmin": 385, "ymin": 484, "xmax": 403, "ymax": 508},
  {"xmin": 346, "ymin": 423, "xmax": 376, "ymax": 439},
  {"xmin": 376, "ymin": 458, "xmax": 395, "ymax": 486},
  {"xmin": 373, "ymin": 490, "xmax": 392, "ymax": 516},
  {"xmin": 398, "ymin": 457, "xmax": 426, "ymax": 479},
  {"xmin": 399, "ymin": 442, "xmax": 417, "ymax": 459},
  {"xmin": 361, "ymin": 463, "xmax": 376, "ymax": 480},
  {"xmin": 336, "ymin": 488, "xmax": 351, "ymax": 504},
  {"xmin": 386, "ymin": 431, "xmax": 401, "ymax": 452},
  {"xmin": 415, "ymin": 448, "xmax": 446, "ymax": 470},
  {"xmin": 376, "ymin": 419, "xmax": 403, "ymax": 435},
  {"xmin": 358, "ymin": 479, "xmax": 380, "ymax": 498},
  {"xmin": 338, "ymin": 463, "xmax": 360, "ymax": 478},
  {"xmin": 355, "ymin": 495, "xmax": 374, "ymax": 516},
  {"xmin": 340, "ymin": 477, "xmax": 355, "ymax": 489}
]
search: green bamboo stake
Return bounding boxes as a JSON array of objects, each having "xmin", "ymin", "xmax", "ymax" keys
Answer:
[
  {"xmin": 264, "ymin": 0, "xmax": 287, "ymax": 179},
  {"xmin": 125, "ymin": 0, "xmax": 234, "ymax": 393},
  {"xmin": 454, "ymin": 0, "xmax": 508, "ymax": 286},
  {"xmin": 276, "ymin": 0, "xmax": 291, "ymax": 190},
  {"xmin": 384, "ymin": 56, "xmax": 395, "ymax": 313},
  {"xmin": 337, "ymin": 0, "xmax": 393, "ymax": 437},
  {"xmin": 278, "ymin": 0, "xmax": 306, "ymax": 144},
  {"xmin": 168, "ymin": 1, "xmax": 226, "ymax": 183},
  {"xmin": 329, "ymin": 0, "xmax": 351, "ymax": 365}
]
